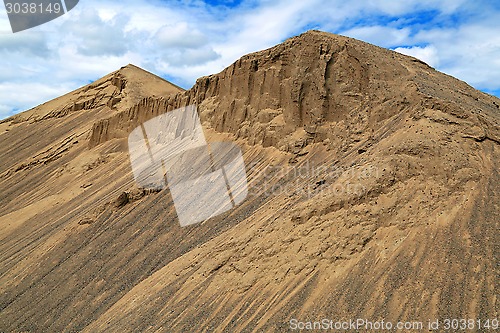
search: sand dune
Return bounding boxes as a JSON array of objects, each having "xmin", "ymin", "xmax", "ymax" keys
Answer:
[{"xmin": 0, "ymin": 30, "xmax": 498, "ymax": 332}]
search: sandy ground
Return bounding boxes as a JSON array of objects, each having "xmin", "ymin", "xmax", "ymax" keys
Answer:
[{"xmin": 0, "ymin": 31, "xmax": 498, "ymax": 332}]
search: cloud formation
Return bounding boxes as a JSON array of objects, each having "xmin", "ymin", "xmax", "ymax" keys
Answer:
[
  {"xmin": 0, "ymin": 0, "xmax": 499, "ymax": 119},
  {"xmin": 394, "ymin": 45, "xmax": 439, "ymax": 67}
]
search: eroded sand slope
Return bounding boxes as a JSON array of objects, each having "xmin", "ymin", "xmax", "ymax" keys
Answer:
[{"xmin": 0, "ymin": 31, "xmax": 498, "ymax": 332}]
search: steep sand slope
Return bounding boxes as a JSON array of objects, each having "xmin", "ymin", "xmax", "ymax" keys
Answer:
[{"xmin": 0, "ymin": 31, "xmax": 498, "ymax": 332}]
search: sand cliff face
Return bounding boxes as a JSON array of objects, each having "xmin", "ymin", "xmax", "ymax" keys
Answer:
[
  {"xmin": 89, "ymin": 31, "xmax": 499, "ymax": 155},
  {"xmin": 0, "ymin": 31, "xmax": 498, "ymax": 332}
]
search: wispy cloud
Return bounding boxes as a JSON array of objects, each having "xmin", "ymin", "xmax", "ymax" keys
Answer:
[
  {"xmin": 0, "ymin": 0, "xmax": 499, "ymax": 119},
  {"xmin": 394, "ymin": 45, "xmax": 440, "ymax": 67}
]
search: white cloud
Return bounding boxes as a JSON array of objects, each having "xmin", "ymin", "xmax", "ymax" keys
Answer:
[
  {"xmin": 394, "ymin": 45, "xmax": 439, "ymax": 67},
  {"xmin": 0, "ymin": 32, "xmax": 50, "ymax": 57},
  {"xmin": 0, "ymin": 82, "xmax": 72, "ymax": 118},
  {"xmin": 60, "ymin": 9, "xmax": 132, "ymax": 57},
  {"xmin": 410, "ymin": 20, "xmax": 500, "ymax": 90},
  {"xmin": 156, "ymin": 23, "xmax": 208, "ymax": 49},
  {"xmin": 154, "ymin": 22, "xmax": 221, "ymax": 66},
  {"xmin": 363, "ymin": 0, "xmax": 469, "ymax": 16},
  {"xmin": 341, "ymin": 26, "xmax": 412, "ymax": 48},
  {"xmin": 0, "ymin": 104, "xmax": 12, "ymax": 120},
  {"xmin": 163, "ymin": 46, "xmax": 220, "ymax": 66}
]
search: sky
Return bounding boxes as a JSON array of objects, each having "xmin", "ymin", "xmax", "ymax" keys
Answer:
[{"xmin": 1, "ymin": 0, "xmax": 500, "ymax": 119}]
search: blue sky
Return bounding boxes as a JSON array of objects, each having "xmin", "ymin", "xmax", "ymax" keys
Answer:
[{"xmin": 1, "ymin": 0, "xmax": 500, "ymax": 119}]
